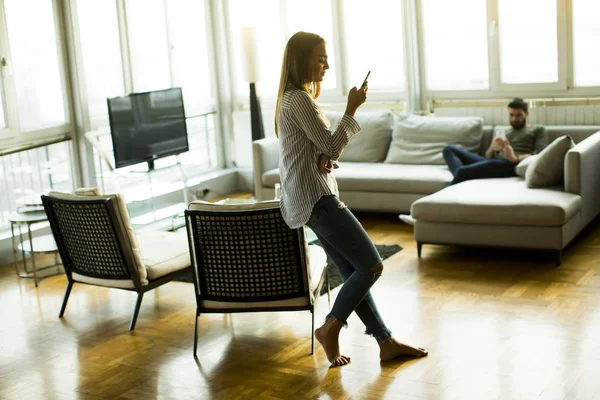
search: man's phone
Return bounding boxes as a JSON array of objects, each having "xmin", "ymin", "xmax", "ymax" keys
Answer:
[{"xmin": 361, "ymin": 71, "xmax": 371, "ymax": 88}]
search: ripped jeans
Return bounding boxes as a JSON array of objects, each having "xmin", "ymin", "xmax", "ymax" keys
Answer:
[{"xmin": 307, "ymin": 195, "xmax": 392, "ymax": 342}]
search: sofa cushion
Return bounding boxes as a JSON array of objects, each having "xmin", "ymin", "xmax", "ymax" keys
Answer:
[
  {"xmin": 325, "ymin": 110, "xmax": 393, "ymax": 162},
  {"xmin": 411, "ymin": 177, "xmax": 581, "ymax": 227},
  {"xmin": 136, "ymin": 230, "xmax": 191, "ymax": 281},
  {"xmin": 515, "ymin": 154, "xmax": 538, "ymax": 178},
  {"xmin": 262, "ymin": 163, "xmax": 453, "ymax": 194},
  {"xmin": 385, "ymin": 114, "xmax": 483, "ymax": 165},
  {"xmin": 526, "ymin": 135, "xmax": 575, "ymax": 188}
]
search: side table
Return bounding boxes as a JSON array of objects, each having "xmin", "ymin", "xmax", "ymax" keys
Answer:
[{"xmin": 8, "ymin": 210, "xmax": 63, "ymax": 287}]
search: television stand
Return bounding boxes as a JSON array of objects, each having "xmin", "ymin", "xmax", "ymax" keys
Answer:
[{"xmin": 144, "ymin": 157, "xmax": 190, "ymax": 213}]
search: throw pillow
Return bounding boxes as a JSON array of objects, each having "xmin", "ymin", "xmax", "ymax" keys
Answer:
[
  {"xmin": 515, "ymin": 154, "xmax": 539, "ymax": 178},
  {"xmin": 384, "ymin": 114, "xmax": 483, "ymax": 165},
  {"xmin": 325, "ymin": 110, "xmax": 393, "ymax": 163},
  {"xmin": 525, "ymin": 135, "xmax": 575, "ymax": 188}
]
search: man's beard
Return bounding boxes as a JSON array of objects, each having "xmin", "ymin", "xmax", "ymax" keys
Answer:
[{"xmin": 510, "ymin": 119, "xmax": 527, "ymax": 129}]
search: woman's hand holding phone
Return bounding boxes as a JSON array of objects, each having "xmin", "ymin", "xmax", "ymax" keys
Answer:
[{"xmin": 345, "ymin": 71, "xmax": 369, "ymax": 117}]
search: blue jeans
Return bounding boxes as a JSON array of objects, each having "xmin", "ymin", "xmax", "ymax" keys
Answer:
[
  {"xmin": 443, "ymin": 145, "xmax": 516, "ymax": 185},
  {"xmin": 307, "ymin": 195, "xmax": 392, "ymax": 342}
]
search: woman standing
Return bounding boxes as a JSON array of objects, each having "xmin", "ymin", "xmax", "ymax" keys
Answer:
[{"xmin": 275, "ymin": 31, "xmax": 427, "ymax": 367}]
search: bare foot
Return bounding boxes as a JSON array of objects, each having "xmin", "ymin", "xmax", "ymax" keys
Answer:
[
  {"xmin": 315, "ymin": 318, "xmax": 351, "ymax": 367},
  {"xmin": 379, "ymin": 338, "xmax": 428, "ymax": 362}
]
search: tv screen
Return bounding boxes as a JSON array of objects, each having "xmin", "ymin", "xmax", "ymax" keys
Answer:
[{"xmin": 108, "ymin": 87, "xmax": 189, "ymax": 169}]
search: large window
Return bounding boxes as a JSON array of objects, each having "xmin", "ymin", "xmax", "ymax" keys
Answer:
[
  {"xmin": 167, "ymin": 0, "xmax": 214, "ymax": 115},
  {"xmin": 4, "ymin": 0, "xmax": 67, "ymax": 132},
  {"xmin": 0, "ymin": 85, "xmax": 5, "ymax": 129},
  {"xmin": 572, "ymin": 0, "xmax": 600, "ymax": 87},
  {"xmin": 127, "ymin": 0, "xmax": 171, "ymax": 93},
  {"xmin": 498, "ymin": 0, "xmax": 558, "ymax": 84},
  {"xmin": 77, "ymin": 0, "xmax": 214, "ymax": 125},
  {"xmin": 77, "ymin": 0, "xmax": 125, "ymax": 123},
  {"xmin": 342, "ymin": 0, "xmax": 405, "ymax": 91},
  {"xmin": 228, "ymin": 0, "xmax": 336, "ymax": 98},
  {"xmin": 421, "ymin": 0, "xmax": 489, "ymax": 91},
  {"xmin": 74, "ymin": 0, "xmax": 219, "ymax": 220},
  {"xmin": 420, "ymin": 0, "xmax": 578, "ymax": 95}
]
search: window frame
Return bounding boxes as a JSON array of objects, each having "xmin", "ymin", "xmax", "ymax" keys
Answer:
[
  {"xmin": 418, "ymin": 0, "xmax": 600, "ymax": 101},
  {"xmin": 0, "ymin": 0, "xmax": 18, "ymax": 138},
  {"xmin": 0, "ymin": 0, "xmax": 73, "ymax": 144},
  {"xmin": 490, "ymin": 0, "xmax": 568, "ymax": 93},
  {"xmin": 224, "ymin": 0, "xmax": 408, "ymax": 109}
]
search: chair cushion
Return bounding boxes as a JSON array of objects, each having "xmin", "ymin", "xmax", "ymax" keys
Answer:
[
  {"xmin": 188, "ymin": 199, "xmax": 280, "ymax": 212},
  {"xmin": 263, "ymin": 163, "xmax": 453, "ymax": 194},
  {"xmin": 74, "ymin": 187, "xmax": 101, "ymax": 196},
  {"xmin": 136, "ymin": 230, "xmax": 191, "ymax": 280},
  {"xmin": 411, "ymin": 178, "xmax": 581, "ymax": 227},
  {"xmin": 72, "ymin": 273, "xmax": 135, "ymax": 289},
  {"xmin": 306, "ymin": 244, "xmax": 327, "ymax": 293}
]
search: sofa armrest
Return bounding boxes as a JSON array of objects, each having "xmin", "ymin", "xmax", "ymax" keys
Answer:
[
  {"xmin": 253, "ymin": 136, "xmax": 279, "ymax": 199},
  {"xmin": 565, "ymin": 130, "xmax": 600, "ymax": 222}
]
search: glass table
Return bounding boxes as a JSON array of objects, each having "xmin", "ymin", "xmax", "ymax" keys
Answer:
[{"xmin": 8, "ymin": 210, "xmax": 63, "ymax": 286}]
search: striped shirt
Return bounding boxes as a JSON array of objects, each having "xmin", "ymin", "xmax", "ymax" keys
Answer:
[{"xmin": 277, "ymin": 86, "xmax": 361, "ymax": 229}]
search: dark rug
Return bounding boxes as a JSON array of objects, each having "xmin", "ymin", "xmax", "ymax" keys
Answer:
[{"xmin": 175, "ymin": 243, "xmax": 402, "ymax": 296}]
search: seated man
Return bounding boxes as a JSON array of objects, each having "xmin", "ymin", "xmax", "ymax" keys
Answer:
[{"xmin": 399, "ymin": 97, "xmax": 548, "ymax": 226}]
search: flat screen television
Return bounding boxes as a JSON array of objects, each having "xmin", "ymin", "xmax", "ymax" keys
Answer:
[{"xmin": 107, "ymin": 87, "xmax": 189, "ymax": 169}]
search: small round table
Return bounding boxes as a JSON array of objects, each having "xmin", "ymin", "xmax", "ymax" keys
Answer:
[{"xmin": 8, "ymin": 210, "xmax": 62, "ymax": 287}]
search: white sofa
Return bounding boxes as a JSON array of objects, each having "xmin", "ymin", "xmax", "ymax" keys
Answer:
[
  {"xmin": 252, "ymin": 110, "xmax": 600, "ymax": 264},
  {"xmin": 413, "ymin": 126, "xmax": 600, "ymax": 265}
]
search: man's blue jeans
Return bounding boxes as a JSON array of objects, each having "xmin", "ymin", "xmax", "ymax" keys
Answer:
[
  {"xmin": 443, "ymin": 145, "xmax": 516, "ymax": 185},
  {"xmin": 307, "ymin": 195, "xmax": 392, "ymax": 342}
]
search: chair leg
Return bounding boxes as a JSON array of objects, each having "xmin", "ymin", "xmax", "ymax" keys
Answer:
[
  {"xmin": 58, "ymin": 281, "xmax": 74, "ymax": 318},
  {"xmin": 129, "ymin": 292, "xmax": 144, "ymax": 331},
  {"xmin": 417, "ymin": 242, "xmax": 423, "ymax": 258},
  {"xmin": 193, "ymin": 312, "xmax": 199, "ymax": 357},
  {"xmin": 311, "ymin": 310, "xmax": 315, "ymax": 355}
]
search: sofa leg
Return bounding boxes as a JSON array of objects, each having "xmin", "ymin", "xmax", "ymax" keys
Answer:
[
  {"xmin": 417, "ymin": 242, "xmax": 423, "ymax": 258},
  {"xmin": 553, "ymin": 250, "xmax": 562, "ymax": 267}
]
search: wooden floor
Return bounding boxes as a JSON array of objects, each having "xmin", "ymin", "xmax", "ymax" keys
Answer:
[{"xmin": 3, "ymin": 207, "xmax": 600, "ymax": 400}]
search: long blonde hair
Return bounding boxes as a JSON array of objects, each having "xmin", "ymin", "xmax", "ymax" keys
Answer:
[{"xmin": 274, "ymin": 31, "xmax": 325, "ymax": 137}]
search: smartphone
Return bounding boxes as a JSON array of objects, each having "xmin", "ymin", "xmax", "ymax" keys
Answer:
[{"xmin": 361, "ymin": 70, "xmax": 371, "ymax": 88}]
